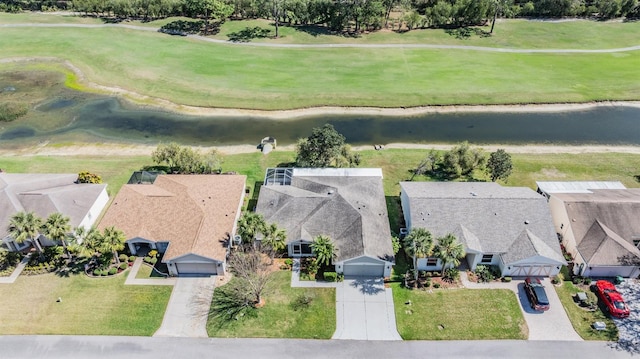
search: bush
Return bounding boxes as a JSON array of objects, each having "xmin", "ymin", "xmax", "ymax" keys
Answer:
[
  {"xmin": 129, "ymin": 256, "xmax": 136, "ymax": 262},
  {"xmin": 426, "ymin": 271, "xmax": 433, "ymax": 277},
  {"xmin": 433, "ymin": 283, "xmax": 441, "ymax": 288},
  {"xmin": 77, "ymin": 171, "xmax": 102, "ymax": 184},
  {"xmin": 144, "ymin": 257, "xmax": 152, "ymax": 264},
  {"xmin": 119, "ymin": 263, "xmax": 128, "ymax": 270},
  {"xmin": 291, "ymin": 293, "xmax": 313, "ymax": 311},
  {"xmin": 108, "ymin": 267, "xmax": 117, "ymax": 275},
  {"xmin": 502, "ymin": 276, "xmax": 512, "ymax": 283},
  {"xmin": 583, "ymin": 277, "xmax": 592, "ymax": 285},
  {"xmin": 337, "ymin": 273, "xmax": 344, "ymax": 282},
  {"xmin": 572, "ymin": 276, "xmax": 582, "ymax": 285},
  {"xmin": 425, "ymin": 278, "xmax": 432, "ymax": 288},
  {"xmin": 552, "ymin": 272, "xmax": 564, "ymax": 284},
  {"xmin": 475, "ymin": 265, "xmax": 497, "ymax": 283},
  {"xmin": 444, "ymin": 268, "xmax": 460, "ymax": 281},
  {"xmin": 119, "ymin": 254, "xmax": 128, "ymax": 262},
  {"xmin": 284, "ymin": 258, "xmax": 293, "ymax": 267},
  {"xmin": 93, "ymin": 269, "xmax": 101, "ymax": 276},
  {"xmin": 323, "ymin": 272, "xmax": 337, "ymax": 282},
  {"xmin": 101, "ymin": 270, "xmax": 108, "ymax": 276},
  {"xmin": 148, "ymin": 250, "xmax": 158, "ymax": 258}
]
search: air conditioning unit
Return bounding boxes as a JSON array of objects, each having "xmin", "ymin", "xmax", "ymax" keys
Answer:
[{"xmin": 233, "ymin": 235, "xmax": 242, "ymax": 245}]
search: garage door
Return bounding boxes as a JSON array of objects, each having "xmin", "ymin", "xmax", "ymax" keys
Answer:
[
  {"xmin": 175, "ymin": 262, "xmax": 217, "ymax": 275},
  {"xmin": 587, "ymin": 266, "xmax": 635, "ymax": 278},
  {"xmin": 510, "ymin": 265, "xmax": 553, "ymax": 277},
  {"xmin": 343, "ymin": 263, "xmax": 384, "ymax": 277}
]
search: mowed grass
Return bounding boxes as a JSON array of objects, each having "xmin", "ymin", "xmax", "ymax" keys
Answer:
[
  {"xmin": 0, "ymin": 24, "xmax": 639, "ymax": 109},
  {"xmin": 207, "ymin": 270, "xmax": 335, "ymax": 338},
  {"xmin": 555, "ymin": 282, "xmax": 618, "ymax": 341},
  {"xmin": 0, "ymin": 271, "xmax": 172, "ymax": 335},
  {"xmin": 391, "ymin": 283, "xmax": 527, "ymax": 340}
]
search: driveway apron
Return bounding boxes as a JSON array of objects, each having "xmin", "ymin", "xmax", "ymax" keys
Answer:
[
  {"xmin": 332, "ymin": 277, "xmax": 402, "ymax": 340},
  {"xmin": 154, "ymin": 277, "xmax": 217, "ymax": 338}
]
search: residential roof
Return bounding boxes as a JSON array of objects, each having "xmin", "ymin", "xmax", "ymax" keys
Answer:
[
  {"xmin": 401, "ymin": 182, "xmax": 565, "ymax": 264},
  {"xmin": 551, "ymin": 189, "xmax": 640, "ymax": 266},
  {"xmin": 0, "ymin": 173, "xmax": 107, "ymax": 238},
  {"xmin": 99, "ymin": 175, "xmax": 246, "ymax": 261},
  {"xmin": 256, "ymin": 168, "xmax": 393, "ymax": 263},
  {"xmin": 536, "ymin": 181, "xmax": 626, "ymax": 195}
]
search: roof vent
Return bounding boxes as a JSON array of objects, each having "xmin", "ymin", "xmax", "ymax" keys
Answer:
[
  {"xmin": 524, "ymin": 220, "xmax": 530, "ymax": 225},
  {"xmin": 470, "ymin": 192, "xmax": 477, "ymax": 196},
  {"xmin": 328, "ymin": 189, "xmax": 335, "ymax": 195}
]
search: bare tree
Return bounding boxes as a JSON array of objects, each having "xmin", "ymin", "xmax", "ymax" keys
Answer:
[{"xmin": 227, "ymin": 251, "xmax": 272, "ymax": 305}]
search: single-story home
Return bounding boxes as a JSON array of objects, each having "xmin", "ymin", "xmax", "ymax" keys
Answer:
[
  {"xmin": 1, "ymin": 173, "xmax": 108, "ymax": 252},
  {"xmin": 548, "ymin": 188, "xmax": 640, "ymax": 278},
  {"xmin": 400, "ymin": 182, "xmax": 566, "ymax": 277},
  {"xmin": 256, "ymin": 168, "xmax": 394, "ymax": 277},
  {"xmin": 98, "ymin": 174, "xmax": 246, "ymax": 276}
]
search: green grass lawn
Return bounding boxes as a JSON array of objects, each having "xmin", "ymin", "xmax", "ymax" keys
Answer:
[
  {"xmin": 555, "ymin": 281, "xmax": 618, "ymax": 341},
  {"xmin": 0, "ymin": 270, "xmax": 172, "ymax": 335},
  {"xmin": 391, "ymin": 283, "xmax": 527, "ymax": 340},
  {"xmin": 207, "ymin": 270, "xmax": 335, "ymax": 338},
  {"xmin": 1, "ymin": 16, "xmax": 639, "ymax": 109}
]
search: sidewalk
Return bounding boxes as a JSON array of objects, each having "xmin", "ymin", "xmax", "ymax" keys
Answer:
[
  {"xmin": 125, "ymin": 257, "xmax": 176, "ymax": 286},
  {"xmin": 0, "ymin": 254, "xmax": 30, "ymax": 284}
]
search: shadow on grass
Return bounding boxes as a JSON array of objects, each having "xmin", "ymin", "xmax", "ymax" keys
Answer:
[
  {"xmin": 228, "ymin": 26, "xmax": 272, "ymax": 42},
  {"xmin": 444, "ymin": 26, "xmax": 491, "ymax": 39}
]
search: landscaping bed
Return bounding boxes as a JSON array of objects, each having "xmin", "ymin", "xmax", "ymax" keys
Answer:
[{"xmin": 0, "ymin": 250, "xmax": 22, "ymax": 277}]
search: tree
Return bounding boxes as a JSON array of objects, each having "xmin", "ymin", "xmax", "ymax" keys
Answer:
[
  {"xmin": 71, "ymin": 226, "xmax": 103, "ymax": 259},
  {"xmin": 310, "ymin": 234, "xmax": 337, "ymax": 266},
  {"xmin": 227, "ymin": 251, "xmax": 272, "ymax": 305},
  {"xmin": 410, "ymin": 149, "xmax": 440, "ymax": 180},
  {"xmin": 261, "ymin": 222, "xmax": 287, "ymax": 263},
  {"xmin": 42, "ymin": 213, "xmax": 71, "ymax": 257},
  {"xmin": 391, "ymin": 235, "xmax": 401, "ymax": 255},
  {"xmin": 402, "ymin": 227, "xmax": 433, "ymax": 286},
  {"xmin": 296, "ymin": 124, "xmax": 356, "ymax": 168},
  {"xmin": 435, "ymin": 233, "xmax": 465, "ymax": 276},
  {"xmin": 237, "ymin": 212, "xmax": 267, "ymax": 247},
  {"xmin": 440, "ymin": 142, "xmax": 486, "ymax": 179},
  {"xmin": 101, "ymin": 226, "xmax": 126, "ymax": 264},
  {"xmin": 486, "ymin": 148, "xmax": 513, "ymax": 182},
  {"xmin": 77, "ymin": 171, "xmax": 103, "ymax": 184},
  {"xmin": 8, "ymin": 211, "xmax": 44, "ymax": 256},
  {"xmin": 152, "ymin": 142, "xmax": 223, "ymax": 174}
]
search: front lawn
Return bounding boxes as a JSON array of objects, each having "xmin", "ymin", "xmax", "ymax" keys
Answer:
[
  {"xmin": 0, "ymin": 271, "xmax": 172, "ymax": 335},
  {"xmin": 207, "ymin": 270, "xmax": 335, "ymax": 338},
  {"xmin": 555, "ymin": 281, "xmax": 618, "ymax": 341},
  {"xmin": 391, "ymin": 283, "xmax": 527, "ymax": 340}
]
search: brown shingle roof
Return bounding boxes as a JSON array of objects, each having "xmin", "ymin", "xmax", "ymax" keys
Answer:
[{"xmin": 99, "ymin": 175, "xmax": 246, "ymax": 261}]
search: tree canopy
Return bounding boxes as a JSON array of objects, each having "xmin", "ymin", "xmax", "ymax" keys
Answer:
[
  {"xmin": 435, "ymin": 233, "xmax": 465, "ymax": 276},
  {"xmin": 310, "ymin": 234, "xmax": 337, "ymax": 266},
  {"xmin": 411, "ymin": 142, "xmax": 486, "ymax": 180},
  {"xmin": 152, "ymin": 142, "xmax": 223, "ymax": 174},
  {"xmin": 486, "ymin": 148, "xmax": 513, "ymax": 182},
  {"xmin": 295, "ymin": 124, "xmax": 359, "ymax": 168}
]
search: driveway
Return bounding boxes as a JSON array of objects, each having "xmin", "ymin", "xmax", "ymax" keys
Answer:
[
  {"xmin": 154, "ymin": 277, "xmax": 217, "ymax": 338},
  {"xmin": 611, "ymin": 279, "xmax": 640, "ymax": 355},
  {"xmin": 332, "ymin": 277, "xmax": 402, "ymax": 340}
]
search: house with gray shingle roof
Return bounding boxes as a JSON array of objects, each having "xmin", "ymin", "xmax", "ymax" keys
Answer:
[
  {"xmin": 256, "ymin": 168, "xmax": 394, "ymax": 277},
  {"xmin": 99, "ymin": 174, "xmax": 246, "ymax": 276},
  {"xmin": 1, "ymin": 173, "xmax": 108, "ymax": 252},
  {"xmin": 548, "ymin": 188, "xmax": 640, "ymax": 278},
  {"xmin": 400, "ymin": 182, "xmax": 565, "ymax": 277}
]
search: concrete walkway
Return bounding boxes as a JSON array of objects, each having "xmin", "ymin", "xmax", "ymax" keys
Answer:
[
  {"xmin": 0, "ymin": 254, "xmax": 29, "ymax": 284},
  {"xmin": 125, "ymin": 258, "xmax": 176, "ymax": 286},
  {"xmin": 290, "ymin": 259, "xmax": 336, "ymax": 288},
  {"xmin": 460, "ymin": 272, "xmax": 582, "ymax": 341},
  {"xmin": 154, "ymin": 276, "xmax": 217, "ymax": 338}
]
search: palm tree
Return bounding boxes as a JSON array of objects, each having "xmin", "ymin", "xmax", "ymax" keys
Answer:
[
  {"xmin": 237, "ymin": 212, "xmax": 267, "ymax": 247},
  {"xmin": 101, "ymin": 226, "xmax": 126, "ymax": 264},
  {"xmin": 71, "ymin": 226, "xmax": 102, "ymax": 259},
  {"xmin": 8, "ymin": 211, "xmax": 44, "ymax": 257},
  {"xmin": 310, "ymin": 235, "xmax": 337, "ymax": 267},
  {"xmin": 262, "ymin": 223, "xmax": 287, "ymax": 264},
  {"xmin": 42, "ymin": 213, "xmax": 71, "ymax": 257},
  {"xmin": 403, "ymin": 227, "xmax": 434, "ymax": 286},
  {"xmin": 435, "ymin": 233, "xmax": 466, "ymax": 276}
]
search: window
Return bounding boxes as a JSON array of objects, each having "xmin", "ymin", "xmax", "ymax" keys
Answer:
[
  {"xmin": 481, "ymin": 254, "xmax": 493, "ymax": 264},
  {"xmin": 634, "ymin": 239, "xmax": 640, "ymax": 248},
  {"xmin": 426, "ymin": 258, "xmax": 438, "ymax": 266},
  {"xmin": 293, "ymin": 244, "xmax": 301, "ymax": 255}
]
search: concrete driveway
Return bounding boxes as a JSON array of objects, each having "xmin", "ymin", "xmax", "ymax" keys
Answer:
[
  {"xmin": 332, "ymin": 277, "xmax": 402, "ymax": 340},
  {"xmin": 515, "ymin": 279, "xmax": 582, "ymax": 341},
  {"xmin": 154, "ymin": 277, "xmax": 217, "ymax": 338},
  {"xmin": 611, "ymin": 279, "xmax": 640, "ymax": 355}
]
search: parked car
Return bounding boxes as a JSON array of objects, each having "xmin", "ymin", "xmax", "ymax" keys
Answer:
[
  {"xmin": 524, "ymin": 277, "xmax": 550, "ymax": 311},
  {"xmin": 594, "ymin": 280, "xmax": 630, "ymax": 318}
]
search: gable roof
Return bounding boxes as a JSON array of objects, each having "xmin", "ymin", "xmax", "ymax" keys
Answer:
[
  {"xmin": 99, "ymin": 175, "xmax": 246, "ymax": 261},
  {"xmin": 401, "ymin": 182, "xmax": 565, "ymax": 264},
  {"xmin": 552, "ymin": 189, "xmax": 640, "ymax": 266},
  {"xmin": 0, "ymin": 173, "xmax": 107, "ymax": 238},
  {"xmin": 256, "ymin": 168, "xmax": 393, "ymax": 262}
]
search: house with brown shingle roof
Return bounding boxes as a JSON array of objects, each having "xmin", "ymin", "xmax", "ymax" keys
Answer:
[
  {"xmin": 1, "ymin": 173, "xmax": 108, "ymax": 252},
  {"xmin": 548, "ymin": 188, "xmax": 640, "ymax": 278},
  {"xmin": 99, "ymin": 174, "xmax": 246, "ymax": 276}
]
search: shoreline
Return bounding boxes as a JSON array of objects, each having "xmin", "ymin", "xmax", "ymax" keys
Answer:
[
  {"xmin": 2, "ymin": 57, "xmax": 640, "ymax": 119},
  {"xmin": 2, "ymin": 142, "xmax": 640, "ymax": 157}
]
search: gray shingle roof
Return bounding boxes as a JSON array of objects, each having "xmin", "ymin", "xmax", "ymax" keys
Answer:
[
  {"xmin": 552, "ymin": 189, "xmax": 640, "ymax": 266},
  {"xmin": 0, "ymin": 173, "xmax": 107, "ymax": 238},
  {"xmin": 401, "ymin": 182, "xmax": 565, "ymax": 264},
  {"xmin": 256, "ymin": 168, "xmax": 393, "ymax": 262}
]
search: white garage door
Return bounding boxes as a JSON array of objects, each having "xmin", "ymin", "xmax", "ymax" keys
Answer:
[
  {"xmin": 175, "ymin": 263, "xmax": 217, "ymax": 275},
  {"xmin": 510, "ymin": 265, "xmax": 553, "ymax": 277},
  {"xmin": 343, "ymin": 263, "xmax": 384, "ymax": 277},
  {"xmin": 587, "ymin": 266, "xmax": 635, "ymax": 278}
]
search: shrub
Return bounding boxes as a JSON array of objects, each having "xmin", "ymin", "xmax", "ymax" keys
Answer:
[
  {"xmin": 144, "ymin": 257, "xmax": 152, "ymax": 264},
  {"xmin": 77, "ymin": 171, "xmax": 102, "ymax": 184},
  {"xmin": 93, "ymin": 269, "xmax": 101, "ymax": 276},
  {"xmin": 119, "ymin": 254, "xmax": 128, "ymax": 262},
  {"xmin": 426, "ymin": 271, "xmax": 433, "ymax": 277},
  {"xmin": 419, "ymin": 270, "xmax": 427, "ymax": 278},
  {"xmin": 100, "ymin": 270, "xmax": 108, "ymax": 276},
  {"xmin": 148, "ymin": 250, "xmax": 158, "ymax": 258},
  {"xmin": 583, "ymin": 277, "xmax": 592, "ymax": 285},
  {"xmin": 323, "ymin": 272, "xmax": 337, "ymax": 282},
  {"xmin": 119, "ymin": 263, "xmax": 128, "ymax": 270},
  {"xmin": 552, "ymin": 272, "xmax": 564, "ymax": 284},
  {"xmin": 502, "ymin": 276, "xmax": 512, "ymax": 283},
  {"xmin": 129, "ymin": 256, "xmax": 136, "ymax": 262},
  {"xmin": 475, "ymin": 265, "xmax": 497, "ymax": 283},
  {"xmin": 572, "ymin": 276, "xmax": 582, "ymax": 285},
  {"xmin": 337, "ymin": 273, "xmax": 344, "ymax": 282},
  {"xmin": 291, "ymin": 293, "xmax": 313, "ymax": 311},
  {"xmin": 150, "ymin": 257, "xmax": 158, "ymax": 265},
  {"xmin": 433, "ymin": 283, "xmax": 441, "ymax": 288},
  {"xmin": 425, "ymin": 278, "xmax": 432, "ymax": 288},
  {"xmin": 444, "ymin": 268, "xmax": 460, "ymax": 281},
  {"xmin": 108, "ymin": 267, "xmax": 117, "ymax": 275},
  {"xmin": 284, "ymin": 258, "xmax": 293, "ymax": 267}
]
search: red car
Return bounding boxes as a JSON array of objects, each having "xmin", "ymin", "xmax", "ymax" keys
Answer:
[{"xmin": 594, "ymin": 280, "xmax": 630, "ymax": 318}]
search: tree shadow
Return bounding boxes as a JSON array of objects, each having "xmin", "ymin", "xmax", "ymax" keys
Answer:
[
  {"xmin": 348, "ymin": 277, "xmax": 385, "ymax": 295},
  {"xmin": 444, "ymin": 26, "xmax": 491, "ymax": 39},
  {"xmin": 159, "ymin": 20, "xmax": 209, "ymax": 36},
  {"xmin": 228, "ymin": 26, "xmax": 272, "ymax": 42},
  {"xmin": 290, "ymin": 24, "xmax": 333, "ymax": 37}
]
